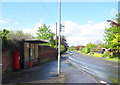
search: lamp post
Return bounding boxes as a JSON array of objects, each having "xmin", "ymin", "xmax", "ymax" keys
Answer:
[{"xmin": 58, "ymin": 0, "xmax": 61, "ymax": 73}]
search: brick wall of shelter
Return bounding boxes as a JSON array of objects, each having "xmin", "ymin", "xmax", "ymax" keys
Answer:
[{"xmin": 38, "ymin": 46, "xmax": 57, "ymax": 63}]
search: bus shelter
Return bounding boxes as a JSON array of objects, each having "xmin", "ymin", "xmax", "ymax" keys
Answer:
[{"xmin": 23, "ymin": 39, "xmax": 49, "ymax": 69}]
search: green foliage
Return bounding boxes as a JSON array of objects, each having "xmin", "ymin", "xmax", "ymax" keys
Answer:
[
  {"xmin": 61, "ymin": 36, "xmax": 69, "ymax": 51},
  {"xmin": 0, "ymin": 29, "xmax": 10, "ymax": 50},
  {"xmin": 111, "ymin": 52, "xmax": 120, "ymax": 58},
  {"xmin": 80, "ymin": 47, "xmax": 84, "ymax": 52},
  {"xmin": 81, "ymin": 48, "xmax": 85, "ymax": 52},
  {"xmin": 104, "ymin": 57, "xmax": 119, "ymax": 62},
  {"xmin": 84, "ymin": 48, "xmax": 90, "ymax": 54},
  {"xmin": 85, "ymin": 43, "xmax": 96, "ymax": 54},
  {"xmin": 104, "ymin": 26, "xmax": 119, "ymax": 49},
  {"xmin": 102, "ymin": 44, "xmax": 109, "ymax": 49},
  {"xmin": 60, "ymin": 45, "xmax": 65, "ymax": 54},
  {"xmin": 86, "ymin": 43, "xmax": 96, "ymax": 48},
  {"xmin": 104, "ymin": 14, "xmax": 120, "ymax": 49},
  {"xmin": 94, "ymin": 54, "xmax": 103, "ymax": 57},
  {"xmin": 79, "ymin": 47, "xmax": 83, "ymax": 51},
  {"xmin": 0, "ymin": 29, "xmax": 9, "ymax": 43},
  {"xmin": 0, "ymin": 29, "xmax": 34, "ymax": 50},
  {"xmin": 36, "ymin": 24, "xmax": 55, "ymax": 47},
  {"xmin": 7, "ymin": 30, "xmax": 33, "ymax": 40},
  {"xmin": 102, "ymin": 52, "xmax": 111, "ymax": 57},
  {"xmin": 36, "ymin": 24, "xmax": 68, "ymax": 53},
  {"xmin": 69, "ymin": 46, "xmax": 75, "ymax": 51}
]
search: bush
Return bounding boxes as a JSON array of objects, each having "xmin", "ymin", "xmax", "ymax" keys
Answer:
[
  {"xmin": 90, "ymin": 52, "xmax": 94, "ymax": 55},
  {"xmin": 60, "ymin": 45, "xmax": 65, "ymax": 54},
  {"xmin": 94, "ymin": 54, "xmax": 103, "ymax": 57},
  {"xmin": 110, "ymin": 52, "xmax": 120, "ymax": 58},
  {"xmin": 81, "ymin": 48, "xmax": 85, "ymax": 53},
  {"xmin": 0, "ymin": 29, "xmax": 11, "ymax": 50},
  {"xmin": 84, "ymin": 48, "xmax": 90, "ymax": 54},
  {"xmin": 102, "ymin": 52, "xmax": 111, "ymax": 57}
]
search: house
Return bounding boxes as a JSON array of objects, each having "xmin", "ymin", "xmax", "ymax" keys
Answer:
[{"xmin": 74, "ymin": 46, "xmax": 85, "ymax": 50}]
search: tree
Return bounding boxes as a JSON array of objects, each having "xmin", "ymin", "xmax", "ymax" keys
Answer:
[
  {"xmin": 36, "ymin": 24, "xmax": 55, "ymax": 47},
  {"xmin": 7, "ymin": 30, "xmax": 33, "ymax": 40},
  {"xmin": 85, "ymin": 42, "xmax": 96, "ymax": 53},
  {"xmin": 60, "ymin": 45, "xmax": 65, "ymax": 54},
  {"xmin": 61, "ymin": 35, "xmax": 69, "ymax": 51},
  {"xmin": 0, "ymin": 29, "xmax": 10, "ymax": 50},
  {"xmin": 69, "ymin": 46, "xmax": 75, "ymax": 51},
  {"xmin": 104, "ymin": 14, "xmax": 120, "ymax": 49},
  {"xmin": 85, "ymin": 42, "xmax": 96, "ymax": 49}
]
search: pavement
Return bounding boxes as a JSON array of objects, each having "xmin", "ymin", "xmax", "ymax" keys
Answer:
[{"xmin": 2, "ymin": 53, "xmax": 97, "ymax": 84}]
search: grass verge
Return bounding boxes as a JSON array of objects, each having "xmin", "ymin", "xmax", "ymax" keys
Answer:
[
  {"xmin": 103, "ymin": 57, "xmax": 119, "ymax": 62},
  {"xmin": 93, "ymin": 54, "xmax": 103, "ymax": 58}
]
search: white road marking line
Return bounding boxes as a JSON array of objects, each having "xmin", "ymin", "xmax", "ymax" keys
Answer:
[
  {"xmin": 69, "ymin": 59, "xmax": 110, "ymax": 84},
  {"xmin": 69, "ymin": 60, "xmax": 99, "ymax": 83},
  {"xmin": 100, "ymin": 80, "xmax": 107, "ymax": 84}
]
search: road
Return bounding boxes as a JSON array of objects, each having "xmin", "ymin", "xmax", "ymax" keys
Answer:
[{"xmin": 68, "ymin": 51, "xmax": 119, "ymax": 84}]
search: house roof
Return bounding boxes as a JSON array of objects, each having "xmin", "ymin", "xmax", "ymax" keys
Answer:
[
  {"xmin": 97, "ymin": 45, "xmax": 102, "ymax": 49},
  {"xmin": 24, "ymin": 39, "xmax": 49, "ymax": 43}
]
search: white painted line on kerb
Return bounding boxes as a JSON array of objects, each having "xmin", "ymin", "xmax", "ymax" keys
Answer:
[{"xmin": 100, "ymin": 80, "xmax": 107, "ymax": 84}]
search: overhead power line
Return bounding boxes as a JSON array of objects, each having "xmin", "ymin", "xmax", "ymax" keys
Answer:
[{"xmin": 39, "ymin": 1, "xmax": 56, "ymax": 22}]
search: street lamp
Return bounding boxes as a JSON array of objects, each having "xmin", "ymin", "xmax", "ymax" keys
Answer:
[{"xmin": 58, "ymin": 0, "xmax": 61, "ymax": 73}]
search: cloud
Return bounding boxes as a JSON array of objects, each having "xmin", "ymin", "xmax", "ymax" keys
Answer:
[
  {"xmin": 2, "ymin": 23, "xmax": 55, "ymax": 37},
  {"xmin": 61, "ymin": 21, "xmax": 109, "ymax": 46},
  {"xmin": 14, "ymin": 22, "xmax": 19, "ymax": 25},
  {"xmin": 1, "ymin": 20, "xmax": 109, "ymax": 46},
  {"xmin": 0, "ymin": 19, "xmax": 10, "ymax": 24},
  {"xmin": 21, "ymin": 23, "xmax": 57, "ymax": 37},
  {"xmin": 1, "ymin": 23, "xmax": 42, "ymax": 37},
  {"xmin": 20, "ymin": 23, "xmax": 43, "ymax": 36},
  {"xmin": 87, "ymin": 20, "xmax": 94, "ymax": 24}
]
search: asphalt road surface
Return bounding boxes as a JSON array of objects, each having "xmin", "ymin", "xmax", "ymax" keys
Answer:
[{"xmin": 68, "ymin": 51, "xmax": 119, "ymax": 84}]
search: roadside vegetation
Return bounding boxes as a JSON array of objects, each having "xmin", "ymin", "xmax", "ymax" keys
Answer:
[
  {"xmin": 36, "ymin": 24, "xmax": 68, "ymax": 53},
  {"xmin": 69, "ymin": 14, "xmax": 120, "ymax": 62},
  {"xmin": 0, "ymin": 24, "xmax": 68, "ymax": 53},
  {"xmin": 0, "ymin": 29, "xmax": 34, "ymax": 50}
]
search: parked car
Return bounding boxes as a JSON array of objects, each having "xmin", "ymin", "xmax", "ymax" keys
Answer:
[
  {"xmin": 94, "ymin": 51, "xmax": 104, "ymax": 54},
  {"xmin": 69, "ymin": 51, "xmax": 73, "ymax": 55}
]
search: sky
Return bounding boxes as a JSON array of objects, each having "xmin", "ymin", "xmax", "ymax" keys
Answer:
[{"xmin": 0, "ymin": 1, "xmax": 119, "ymax": 46}]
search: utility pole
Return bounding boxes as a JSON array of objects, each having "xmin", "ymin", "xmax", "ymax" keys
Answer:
[
  {"xmin": 56, "ymin": 22, "xmax": 58, "ymax": 49},
  {"xmin": 58, "ymin": 0, "xmax": 61, "ymax": 73}
]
